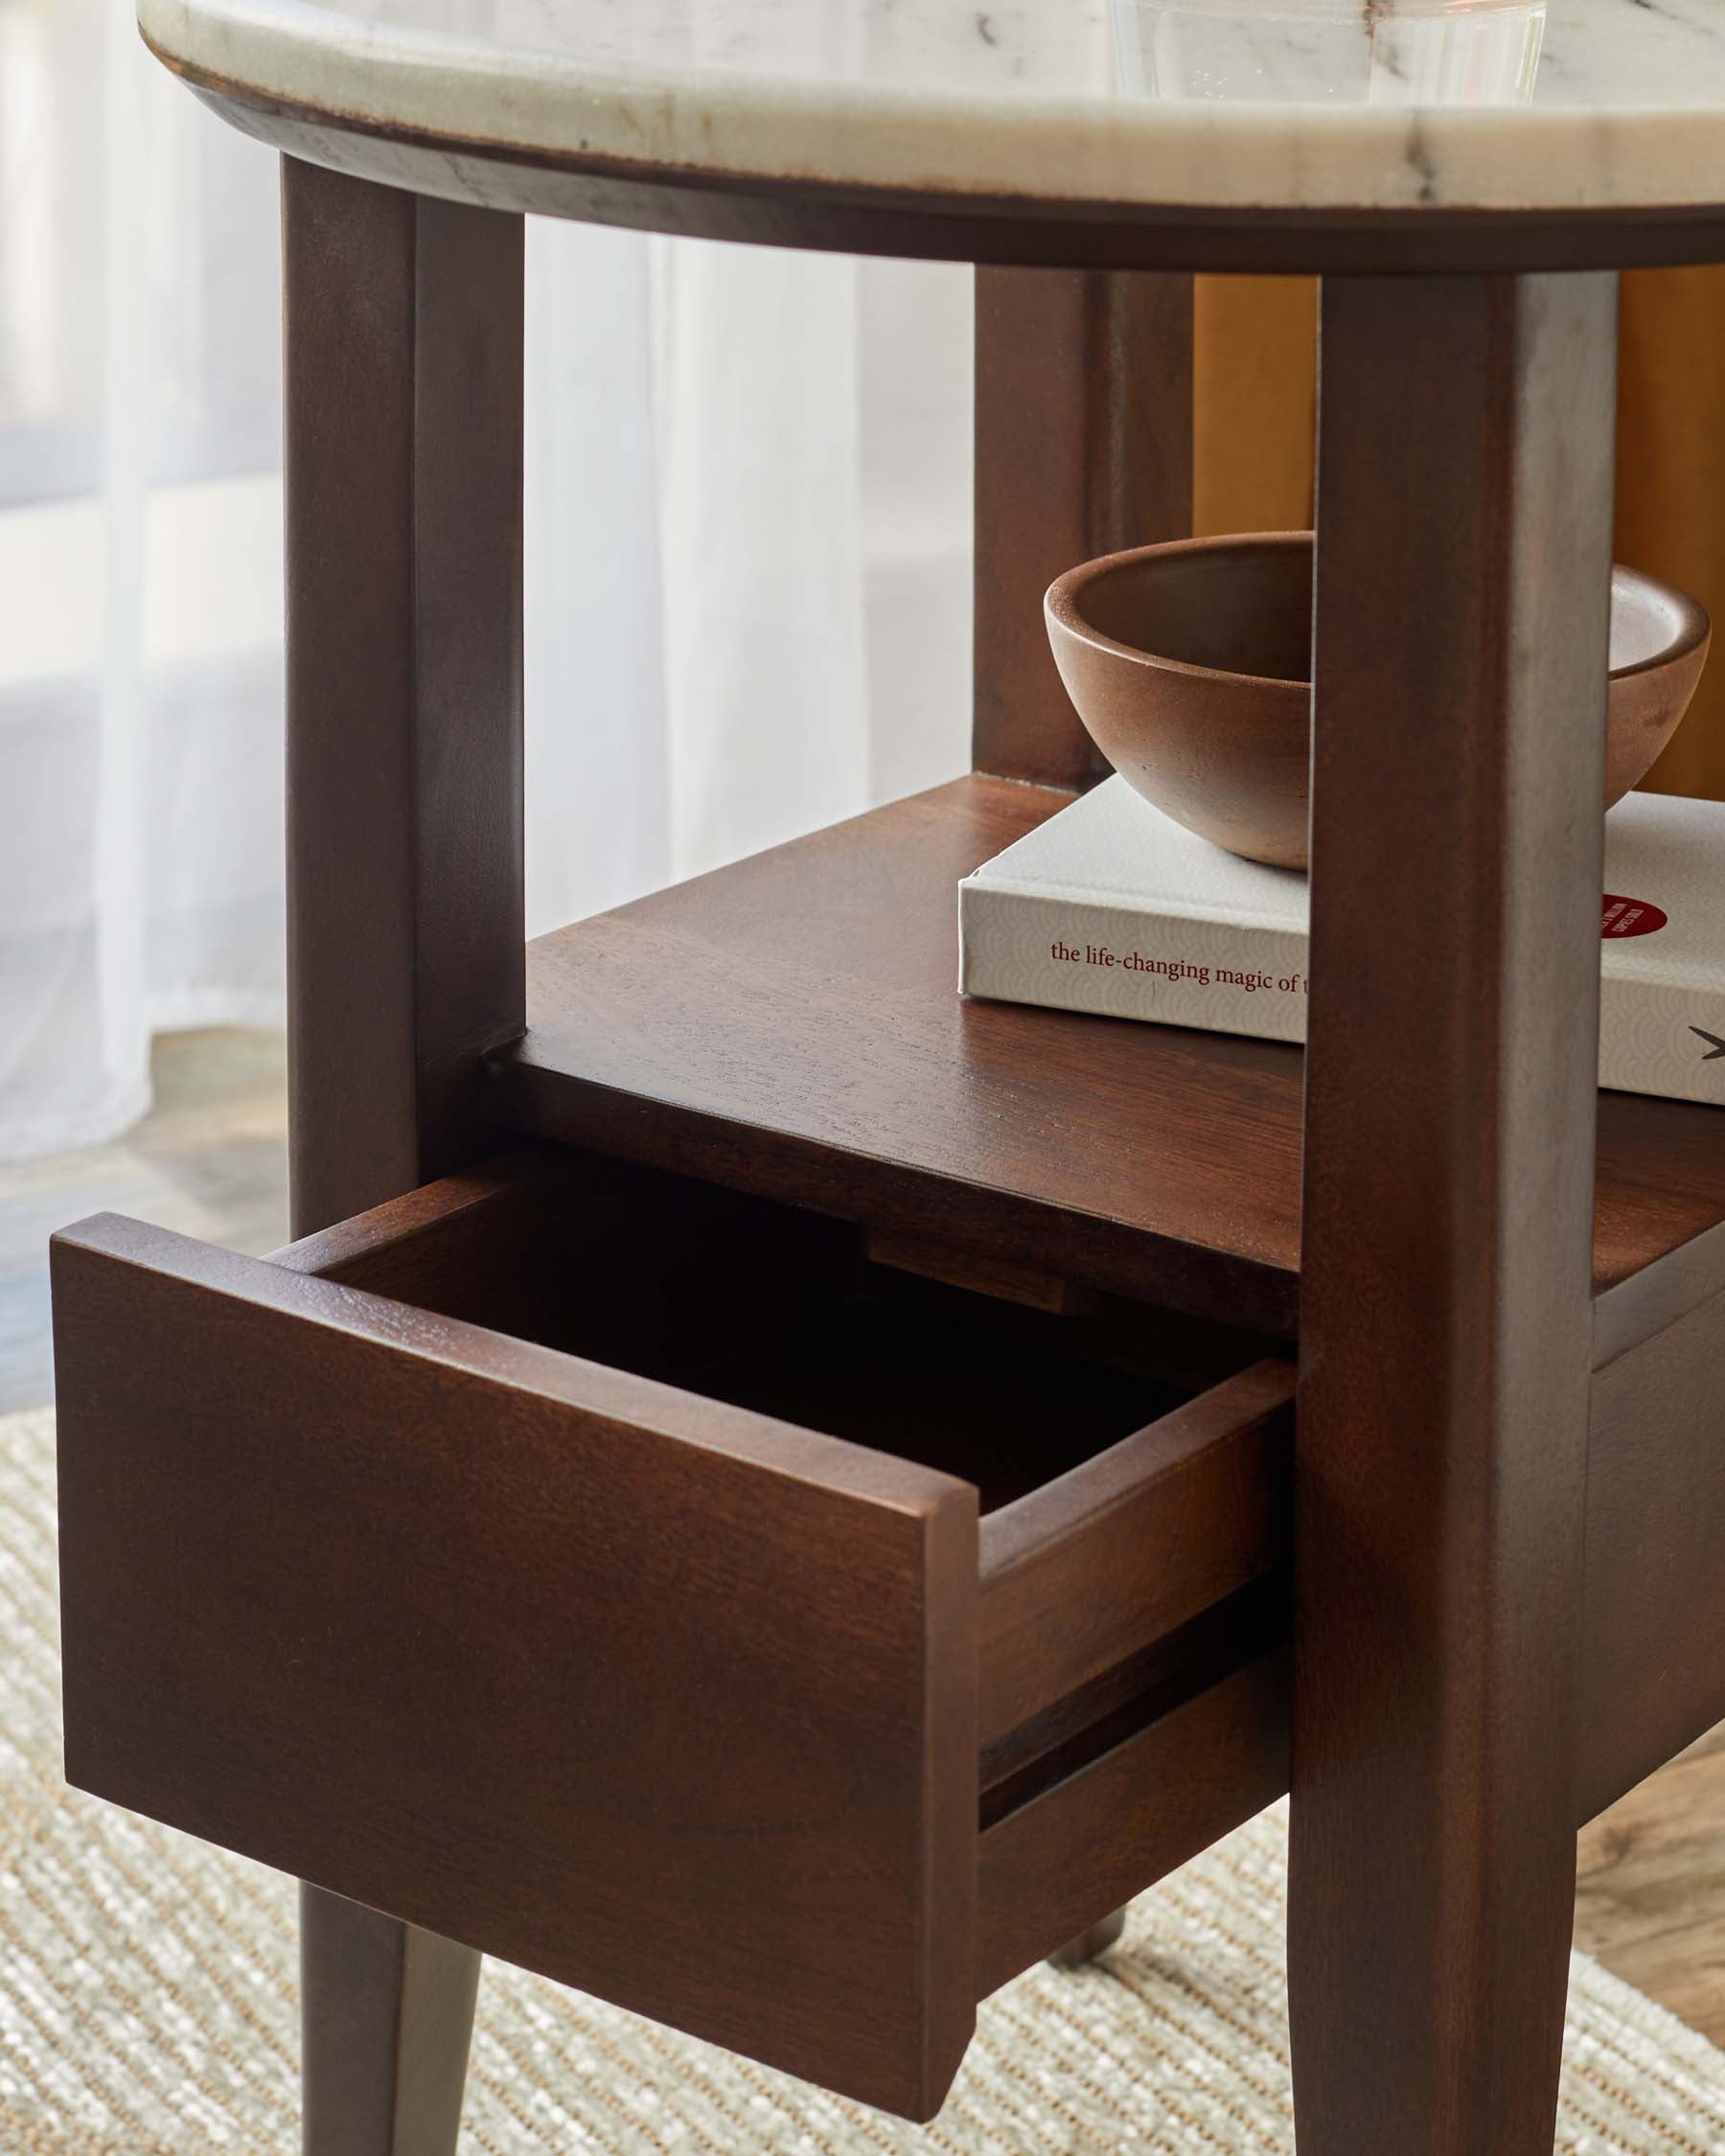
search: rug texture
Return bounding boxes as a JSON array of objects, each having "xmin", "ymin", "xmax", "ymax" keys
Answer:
[{"xmin": 6, "ymin": 1403, "xmax": 1725, "ymax": 2154}]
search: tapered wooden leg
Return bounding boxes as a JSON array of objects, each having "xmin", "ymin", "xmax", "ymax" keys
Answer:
[
  {"xmin": 301, "ymin": 1887, "xmax": 482, "ymax": 2156},
  {"xmin": 282, "ymin": 155, "xmax": 525, "ymax": 2153},
  {"xmin": 973, "ymin": 268, "xmax": 1192, "ymax": 788},
  {"xmin": 282, "ymin": 155, "xmax": 525, "ymax": 1235},
  {"xmin": 1290, "ymin": 271, "xmax": 1618, "ymax": 2152},
  {"xmin": 1047, "ymin": 1907, "xmax": 1127, "ymax": 1968}
]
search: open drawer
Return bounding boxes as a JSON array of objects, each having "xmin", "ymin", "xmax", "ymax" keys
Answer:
[{"xmin": 53, "ymin": 1153, "xmax": 1293, "ymax": 2120}]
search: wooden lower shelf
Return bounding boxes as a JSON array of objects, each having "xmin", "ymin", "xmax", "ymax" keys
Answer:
[{"xmin": 486, "ymin": 774, "xmax": 1725, "ymax": 1338}]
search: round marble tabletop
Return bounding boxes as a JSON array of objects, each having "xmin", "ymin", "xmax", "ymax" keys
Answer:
[{"xmin": 142, "ymin": 0, "xmax": 1725, "ymax": 265}]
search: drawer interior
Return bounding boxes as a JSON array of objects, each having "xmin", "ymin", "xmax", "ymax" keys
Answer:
[
  {"xmin": 282, "ymin": 1146, "xmax": 1279, "ymax": 1515},
  {"xmin": 680, "ymin": 1287, "xmax": 1180, "ymax": 1513}
]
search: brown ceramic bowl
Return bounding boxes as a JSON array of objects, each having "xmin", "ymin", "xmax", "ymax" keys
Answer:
[{"xmin": 1046, "ymin": 532, "xmax": 1711, "ymax": 871}]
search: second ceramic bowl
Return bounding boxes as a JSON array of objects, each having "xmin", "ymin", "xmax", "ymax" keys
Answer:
[{"xmin": 1045, "ymin": 532, "xmax": 1711, "ymax": 870}]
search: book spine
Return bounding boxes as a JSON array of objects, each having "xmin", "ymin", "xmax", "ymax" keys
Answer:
[
  {"xmin": 958, "ymin": 881, "xmax": 1725, "ymax": 1110},
  {"xmin": 958, "ymin": 880, "xmax": 1313, "ymax": 1046}
]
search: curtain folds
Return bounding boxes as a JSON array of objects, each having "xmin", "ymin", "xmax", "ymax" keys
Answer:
[
  {"xmin": 0, "ymin": 3, "xmax": 974, "ymax": 1158},
  {"xmin": 4, "ymin": 4, "xmax": 1720, "ymax": 1161}
]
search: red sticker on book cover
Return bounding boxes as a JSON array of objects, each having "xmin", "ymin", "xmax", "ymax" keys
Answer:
[{"xmin": 1601, "ymin": 894, "xmax": 1668, "ymax": 939}]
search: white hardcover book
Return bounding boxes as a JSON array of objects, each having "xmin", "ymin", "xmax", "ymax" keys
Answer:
[{"xmin": 958, "ymin": 776, "xmax": 1725, "ymax": 1109}]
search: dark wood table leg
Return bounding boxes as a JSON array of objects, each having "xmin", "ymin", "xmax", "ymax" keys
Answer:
[
  {"xmin": 1289, "ymin": 271, "xmax": 1618, "ymax": 2152},
  {"xmin": 282, "ymin": 154, "xmax": 525, "ymax": 2153},
  {"xmin": 973, "ymin": 268, "xmax": 1192, "ymax": 788},
  {"xmin": 283, "ymin": 154, "xmax": 525, "ymax": 1234},
  {"xmin": 1047, "ymin": 1907, "xmax": 1127, "ymax": 1969},
  {"xmin": 301, "ymin": 1888, "xmax": 483, "ymax": 2156}
]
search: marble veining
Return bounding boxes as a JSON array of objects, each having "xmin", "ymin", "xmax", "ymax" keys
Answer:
[{"xmin": 141, "ymin": 0, "xmax": 1725, "ymax": 214}]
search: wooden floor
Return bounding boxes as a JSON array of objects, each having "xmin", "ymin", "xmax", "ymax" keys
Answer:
[
  {"xmin": 1578, "ymin": 1724, "xmax": 1725, "ymax": 2045},
  {"xmin": 2, "ymin": 1027, "xmax": 1721, "ymax": 2046}
]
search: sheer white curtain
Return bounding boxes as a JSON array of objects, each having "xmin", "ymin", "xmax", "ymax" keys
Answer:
[{"xmin": 0, "ymin": 0, "xmax": 974, "ymax": 1159}]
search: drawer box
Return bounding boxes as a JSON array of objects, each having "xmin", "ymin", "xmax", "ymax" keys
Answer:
[{"xmin": 53, "ymin": 1153, "xmax": 1292, "ymax": 2119}]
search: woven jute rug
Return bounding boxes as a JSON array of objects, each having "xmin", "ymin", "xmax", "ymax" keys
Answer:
[{"xmin": 6, "ymin": 1406, "xmax": 1725, "ymax": 2154}]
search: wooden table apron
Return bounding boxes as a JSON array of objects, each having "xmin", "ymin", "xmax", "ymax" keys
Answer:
[{"xmin": 116, "ymin": 48, "xmax": 1725, "ymax": 2155}]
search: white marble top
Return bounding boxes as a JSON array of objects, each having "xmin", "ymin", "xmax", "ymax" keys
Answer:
[{"xmin": 141, "ymin": 0, "xmax": 1725, "ymax": 218}]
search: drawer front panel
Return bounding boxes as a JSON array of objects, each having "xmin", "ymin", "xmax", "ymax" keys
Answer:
[{"xmin": 53, "ymin": 1215, "xmax": 978, "ymax": 2121}]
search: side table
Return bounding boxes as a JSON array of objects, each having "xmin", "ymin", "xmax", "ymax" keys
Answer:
[{"xmin": 51, "ymin": 5, "xmax": 1725, "ymax": 2150}]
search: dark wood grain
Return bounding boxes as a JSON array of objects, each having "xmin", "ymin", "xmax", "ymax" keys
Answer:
[
  {"xmin": 973, "ymin": 269, "xmax": 1191, "ymax": 787},
  {"xmin": 53, "ymin": 1151, "xmax": 1725, "ymax": 2114},
  {"xmin": 963, "ymin": 1272, "xmax": 1725, "ymax": 2002},
  {"xmin": 1289, "ymin": 272, "xmax": 1620, "ymax": 2154},
  {"xmin": 1046, "ymin": 1909, "xmax": 1127, "ymax": 1970},
  {"xmin": 53, "ymin": 1182, "xmax": 1319, "ymax": 2109},
  {"xmin": 283, "ymin": 155, "xmax": 524, "ymax": 1239},
  {"xmin": 282, "ymin": 153, "xmax": 525, "ymax": 2153},
  {"xmin": 269, "ymin": 1153, "xmax": 555, "ymax": 1292},
  {"xmin": 1581, "ymin": 1280, "xmax": 1725, "ymax": 1821},
  {"xmin": 978, "ymin": 1360, "xmax": 1293, "ymax": 1755},
  {"xmin": 488, "ymin": 778, "xmax": 1302, "ymax": 1335},
  {"xmin": 276, "ymin": 1154, "xmax": 1291, "ymax": 1784},
  {"xmin": 1592, "ymin": 1215, "xmax": 1725, "ymax": 1365},
  {"xmin": 485, "ymin": 775, "xmax": 1725, "ymax": 1340},
  {"xmin": 275, "ymin": 1148, "xmax": 866, "ymax": 1393},
  {"xmin": 300, "ymin": 1890, "xmax": 481, "ymax": 2156},
  {"xmin": 1590, "ymin": 1099, "xmax": 1725, "ymax": 1313},
  {"xmin": 52, "ymin": 1213, "xmax": 978, "ymax": 2121},
  {"xmin": 175, "ymin": 66, "xmax": 1725, "ymax": 276},
  {"xmin": 977, "ymin": 1652, "xmax": 1291, "ymax": 1999}
]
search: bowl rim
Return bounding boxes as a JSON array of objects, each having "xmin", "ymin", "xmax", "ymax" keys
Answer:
[{"xmin": 1045, "ymin": 529, "xmax": 1712, "ymax": 693}]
